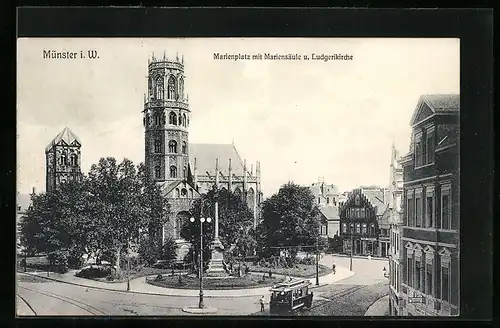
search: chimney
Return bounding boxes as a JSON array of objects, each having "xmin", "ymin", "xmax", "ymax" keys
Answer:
[{"xmin": 32, "ymin": 187, "xmax": 36, "ymax": 194}]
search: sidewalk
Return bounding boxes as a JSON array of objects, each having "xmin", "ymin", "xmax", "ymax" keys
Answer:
[
  {"xmin": 364, "ymin": 295, "xmax": 390, "ymax": 316},
  {"xmin": 19, "ymin": 265, "xmax": 354, "ymax": 298},
  {"xmin": 329, "ymin": 253, "xmax": 389, "ymax": 261}
]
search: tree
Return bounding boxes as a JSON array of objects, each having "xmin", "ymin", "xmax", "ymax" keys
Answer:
[
  {"xmin": 259, "ymin": 182, "xmax": 321, "ymax": 261},
  {"xmin": 86, "ymin": 157, "xmax": 170, "ymax": 272},
  {"xmin": 181, "ymin": 186, "xmax": 255, "ymax": 271}
]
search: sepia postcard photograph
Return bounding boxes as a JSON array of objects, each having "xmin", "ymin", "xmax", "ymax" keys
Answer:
[{"xmin": 16, "ymin": 37, "xmax": 460, "ymax": 317}]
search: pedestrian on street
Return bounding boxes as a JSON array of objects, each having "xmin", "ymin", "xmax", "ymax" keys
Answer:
[
  {"xmin": 259, "ymin": 296, "xmax": 265, "ymax": 312},
  {"xmin": 332, "ymin": 261, "xmax": 336, "ymax": 274}
]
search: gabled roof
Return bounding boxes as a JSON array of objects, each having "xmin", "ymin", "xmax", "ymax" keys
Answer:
[
  {"xmin": 319, "ymin": 206, "xmax": 340, "ymax": 221},
  {"xmin": 360, "ymin": 187, "xmax": 387, "ymax": 216},
  {"xmin": 45, "ymin": 127, "xmax": 82, "ymax": 152},
  {"xmin": 410, "ymin": 94, "xmax": 460, "ymax": 126},
  {"xmin": 189, "ymin": 143, "xmax": 248, "ymax": 177}
]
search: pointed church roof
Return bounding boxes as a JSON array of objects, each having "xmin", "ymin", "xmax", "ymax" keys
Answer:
[
  {"xmin": 45, "ymin": 127, "xmax": 82, "ymax": 152},
  {"xmin": 188, "ymin": 143, "xmax": 247, "ymax": 177}
]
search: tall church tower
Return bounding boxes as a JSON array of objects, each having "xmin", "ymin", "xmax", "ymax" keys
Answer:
[
  {"xmin": 144, "ymin": 53, "xmax": 190, "ymax": 184},
  {"xmin": 45, "ymin": 127, "xmax": 82, "ymax": 192}
]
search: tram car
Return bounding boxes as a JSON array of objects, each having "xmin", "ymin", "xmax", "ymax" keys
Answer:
[{"xmin": 269, "ymin": 279, "xmax": 313, "ymax": 314}]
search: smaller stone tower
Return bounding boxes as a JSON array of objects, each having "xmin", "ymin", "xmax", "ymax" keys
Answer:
[{"xmin": 45, "ymin": 127, "xmax": 82, "ymax": 192}]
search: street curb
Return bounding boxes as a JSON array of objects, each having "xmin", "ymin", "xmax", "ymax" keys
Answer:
[
  {"xmin": 364, "ymin": 295, "xmax": 390, "ymax": 316},
  {"xmin": 18, "ymin": 269, "xmax": 352, "ymax": 299},
  {"xmin": 329, "ymin": 254, "xmax": 389, "ymax": 261}
]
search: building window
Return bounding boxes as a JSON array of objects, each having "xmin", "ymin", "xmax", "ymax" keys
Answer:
[
  {"xmin": 407, "ymin": 254, "xmax": 413, "ymax": 287},
  {"xmin": 179, "ymin": 115, "xmax": 183, "ymax": 126},
  {"xmin": 355, "ymin": 195, "xmax": 360, "ymax": 206},
  {"xmin": 170, "ymin": 166, "xmax": 177, "ymax": 178},
  {"xmin": 415, "ymin": 194, "xmax": 422, "ymax": 227},
  {"xmin": 318, "ymin": 197, "xmax": 321, "ymax": 204},
  {"xmin": 427, "ymin": 130, "xmax": 435, "ymax": 164},
  {"xmin": 362, "ymin": 223, "xmax": 367, "ymax": 234},
  {"xmin": 168, "ymin": 76, "xmax": 176, "ymax": 100},
  {"xmin": 70, "ymin": 154, "xmax": 78, "ymax": 166},
  {"xmin": 183, "ymin": 114, "xmax": 187, "ymax": 127},
  {"xmin": 426, "ymin": 261, "xmax": 434, "ymax": 296},
  {"xmin": 155, "ymin": 76, "xmax": 164, "ymax": 100},
  {"xmin": 183, "ymin": 166, "xmax": 187, "ymax": 178},
  {"xmin": 426, "ymin": 189, "xmax": 434, "ymax": 228},
  {"xmin": 181, "ymin": 188, "xmax": 187, "ymax": 196},
  {"xmin": 154, "ymin": 166, "xmax": 161, "ymax": 178},
  {"xmin": 441, "ymin": 185, "xmax": 451, "ymax": 230},
  {"xmin": 60, "ymin": 154, "xmax": 67, "ymax": 166},
  {"xmin": 327, "ymin": 197, "xmax": 330, "ymax": 204},
  {"xmin": 175, "ymin": 188, "xmax": 180, "ymax": 198},
  {"xmin": 168, "ymin": 140, "xmax": 177, "ymax": 153},
  {"xmin": 415, "ymin": 258, "xmax": 422, "ymax": 291},
  {"xmin": 190, "ymin": 188, "xmax": 194, "ymax": 198},
  {"xmin": 441, "ymin": 265, "xmax": 450, "ymax": 302},
  {"xmin": 342, "ymin": 223, "xmax": 347, "ymax": 233},
  {"xmin": 321, "ymin": 225, "xmax": 327, "ymax": 235},
  {"xmin": 154, "ymin": 140, "xmax": 162, "ymax": 153},
  {"xmin": 360, "ymin": 208, "xmax": 365, "ymax": 218},
  {"xmin": 169, "ymin": 112, "xmax": 177, "ymax": 125},
  {"xmin": 182, "ymin": 141, "xmax": 187, "ymax": 154},
  {"xmin": 356, "ymin": 223, "xmax": 360, "ymax": 234},
  {"xmin": 415, "ymin": 140, "xmax": 422, "ymax": 167},
  {"xmin": 179, "ymin": 77, "xmax": 184, "ymax": 99}
]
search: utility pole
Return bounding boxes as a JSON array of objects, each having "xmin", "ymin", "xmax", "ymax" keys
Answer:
[{"xmin": 315, "ymin": 235, "xmax": 319, "ymax": 286}]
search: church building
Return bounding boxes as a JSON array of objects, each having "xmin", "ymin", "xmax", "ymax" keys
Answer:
[{"xmin": 142, "ymin": 54, "xmax": 263, "ymax": 260}]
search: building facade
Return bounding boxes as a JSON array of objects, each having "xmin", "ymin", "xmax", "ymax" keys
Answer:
[
  {"xmin": 309, "ymin": 178, "xmax": 342, "ymax": 237},
  {"xmin": 387, "ymin": 143, "xmax": 404, "ymax": 315},
  {"xmin": 45, "ymin": 127, "xmax": 83, "ymax": 192},
  {"xmin": 142, "ymin": 54, "xmax": 262, "ymax": 260},
  {"xmin": 398, "ymin": 94, "xmax": 460, "ymax": 316}
]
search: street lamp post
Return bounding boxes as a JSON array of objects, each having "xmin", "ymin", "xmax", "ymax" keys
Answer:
[
  {"xmin": 190, "ymin": 215, "xmax": 212, "ymax": 309},
  {"xmin": 315, "ymin": 235, "xmax": 319, "ymax": 286},
  {"xmin": 349, "ymin": 226, "xmax": 354, "ymax": 271}
]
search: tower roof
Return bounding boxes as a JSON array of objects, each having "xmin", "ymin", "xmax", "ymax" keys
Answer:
[{"xmin": 45, "ymin": 127, "xmax": 81, "ymax": 152}]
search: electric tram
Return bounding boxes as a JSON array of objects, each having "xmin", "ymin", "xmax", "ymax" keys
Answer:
[{"xmin": 269, "ymin": 279, "xmax": 313, "ymax": 314}]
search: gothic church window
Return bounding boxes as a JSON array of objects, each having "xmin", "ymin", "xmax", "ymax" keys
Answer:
[
  {"xmin": 170, "ymin": 166, "xmax": 177, "ymax": 178},
  {"xmin": 183, "ymin": 166, "xmax": 187, "ymax": 178},
  {"xmin": 179, "ymin": 77, "xmax": 184, "ymax": 99},
  {"xmin": 154, "ymin": 140, "xmax": 162, "ymax": 153},
  {"xmin": 175, "ymin": 188, "xmax": 180, "ymax": 198},
  {"xmin": 70, "ymin": 154, "xmax": 78, "ymax": 166},
  {"xmin": 169, "ymin": 112, "xmax": 177, "ymax": 125},
  {"xmin": 155, "ymin": 76, "xmax": 164, "ymax": 100},
  {"xmin": 182, "ymin": 141, "xmax": 187, "ymax": 154},
  {"xmin": 179, "ymin": 115, "xmax": 183, "ymax": 126},
  {"xmin": 169, "ymin": 140, "xmax": 177, "ymax": 153},
  {"xmin": 168, "ymin": 76, "xmax": 176, "ymax": 100},
  {"xmin": 190, "ymin": 189, "xmax": 194, "ymax": 198},
  {"xmin": 183, "ymin": 114, "xmax": 187, "ymax": 127},
  {"xmin": 155, "ymin": 166, "xmax": 161, "ymax": 178},
  {"xmin": 181, "ymin": 188, "xmax": 187, "ymax": 196},
  {"xmin": 355, "ymin": 195, "xmax": 360, "ymax": 206},
  {"xmin": 60, "ymin": 154, "xmax": 67, "ymax": 166}
]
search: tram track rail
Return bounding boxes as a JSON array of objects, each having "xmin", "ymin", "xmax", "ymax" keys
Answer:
[
  {"xmin": 298, "ymin": 285, "xmax": 366, "ymax": 314},
  {"xmin": 17, "ymin": 285, "xmax": 107, "ymax": 316},
  {"xmin": 17, "ymin": 293, "xmax": 38, "ymax": 315}
]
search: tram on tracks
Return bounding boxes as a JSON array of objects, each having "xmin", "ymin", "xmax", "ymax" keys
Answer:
[{"xmin": 269, "ymin": 279, "xmax": 313, "ymax": 314}]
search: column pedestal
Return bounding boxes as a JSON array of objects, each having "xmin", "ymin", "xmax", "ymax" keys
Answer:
[{"xmin": 206, "ymin": 238, "xmax": 227, "ymax": 277}]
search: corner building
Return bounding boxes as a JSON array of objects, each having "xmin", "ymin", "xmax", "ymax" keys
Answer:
[
  {"xmin": 399, "ymin": 94, "xmax": 459, "ymax": 316},
  {"xmin": 143, "ymin": 54, "xmax": 262, "ymax": 261}
]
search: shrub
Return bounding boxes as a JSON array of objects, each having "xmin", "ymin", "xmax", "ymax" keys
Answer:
[
  {"xmin": 76, "ymin": 266, "xmax": 112, "ymax": 279},
  {"xmin": 155, "ymin": 274, "xmax": 163, "ymax": 281},
  {"xmin": 298, "ymin": 257, "xmax": 316, "ymax": 265}
]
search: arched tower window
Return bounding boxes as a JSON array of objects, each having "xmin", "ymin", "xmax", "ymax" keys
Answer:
[
  {"xmin": 179, "ymin": 115, "xmax": 183, "ymax": 126},
  {"xmin": 181, "ymin": 188, "xmax": 187, "ymax": 197},
  {"xmin": 169, "ymin": 112, "xmax": 177, "ymax": 125},
  {"xmin": 154, "ymin": 140, "xmax": 162, "ymax": 153},
  {"xmin": 175, "ymin": 188, "xmax": 180, "ymax": 198},
  {"xmin": 183, "ymin": 166, "xmax": 187, "ymax": 178},
  {"xmin": 155, "ymin": 165, "xmax": 161, "ymax": 178},
  {"xmin": 168, "ymin": 140, "xmax": 177, "ymax": 153},
  {"xmin": 190, "ymin": 188, "xmax": 194, "ymax": 198},
  {"xmin": 60, "ymin": 154, "xmax": 67, "ymax": 166},
  {"xmin": 162, "ymin": 112, "xmax": 166, "ymax": 125},
  {"xmin": 155, "ymin": 76, "xmax": 164, "ymax": 100},
  {"xmin": 183, "ymin": 114, "xmax": 187, "ymax": 127},
  {"xmin": 179, "ymin": 76, "xmax": 184, "ymax": 99},
  {"xmin": 355, "ymin": 194, "xmax": 360, "ymax": 206},
  {"xmin": 170, "ymin": 166, "xmax": 177, "ymax": 178},
  {"xmin": 182, "ymin": 141, "xmax": 187, "ymax": 154},
  {"xmin": 168, "ymin": 76, "xmax": 176, "ymax": 100},
  {"xmin": 70, "ymin": 154, "xmax": 78, "ymax": 166}
]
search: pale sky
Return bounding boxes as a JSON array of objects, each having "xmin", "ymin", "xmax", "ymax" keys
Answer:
[{"xmin": 17, "ymin": 38, "xmax": 459, "ymax": 198}]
